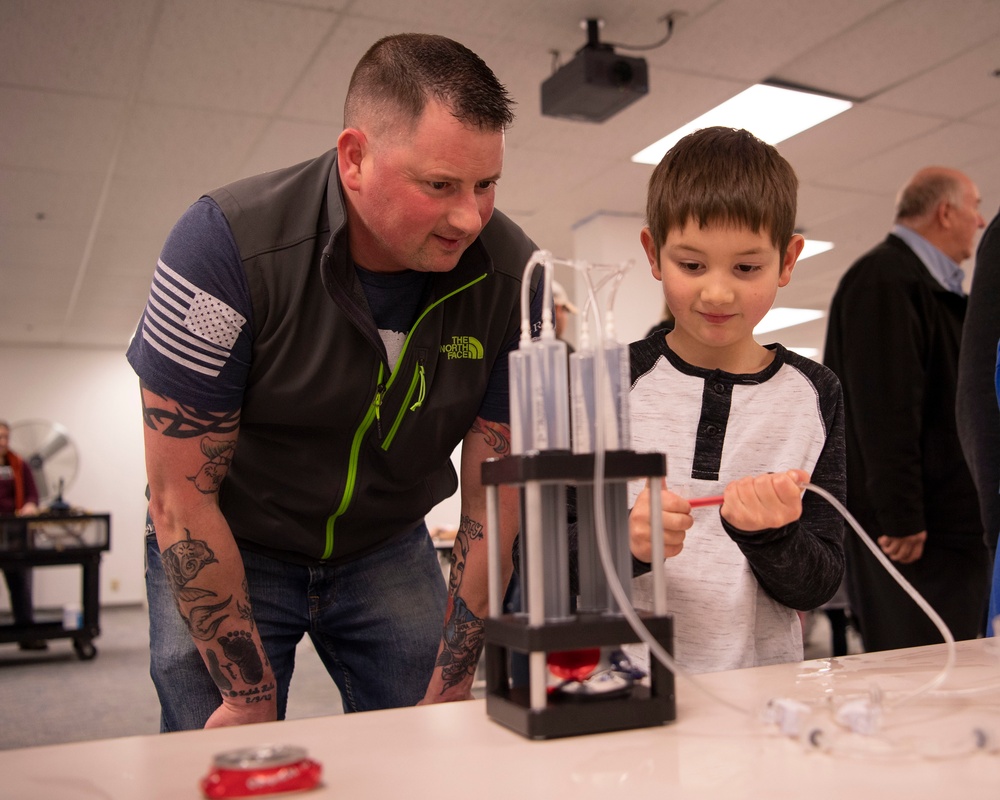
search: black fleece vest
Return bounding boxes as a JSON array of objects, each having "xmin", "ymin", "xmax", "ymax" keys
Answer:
[{"xmin": 207, "ymin": 150, "xmax": 537, "ymax": 564}]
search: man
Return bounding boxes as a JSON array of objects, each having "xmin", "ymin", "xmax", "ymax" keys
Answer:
[
  {"xmin": 128, "ymin": 33, "xmax": 540, "ymax": 731},
  {"xmin": 824, "ymin": 166, "xmax": 990, "ymax": 652}
]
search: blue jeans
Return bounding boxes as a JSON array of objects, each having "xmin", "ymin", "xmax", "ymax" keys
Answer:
[{"xmin": 146, "ymin": 521, "xmax": 447, "ymax": 732}]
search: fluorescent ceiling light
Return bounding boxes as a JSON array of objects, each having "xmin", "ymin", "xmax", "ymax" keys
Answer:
[
  {"xmin": 798, "ymin": 239, "xmax": 834, "ymax": 261},
  {"xmin": 754, "ymin": 307, "xmax": 825, "ymax": 335},
  {"xmin": 632, "ymin": 83, "xmax": 853, "ymax": 165}
]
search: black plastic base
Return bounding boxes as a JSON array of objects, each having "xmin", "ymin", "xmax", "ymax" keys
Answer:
[{"xmin": 484, "ymin": 612, "xmax": 675, "ymax": 740}]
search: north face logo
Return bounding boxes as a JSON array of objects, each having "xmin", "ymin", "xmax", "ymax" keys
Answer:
[{"xmin": 441, "ymin": 336, "xmax": 484, "ymax": 359}]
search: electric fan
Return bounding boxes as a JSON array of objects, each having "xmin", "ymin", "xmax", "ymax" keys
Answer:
[{"xmin": 9, "ymin": 420, "xmax": 80, "ymax": 511}]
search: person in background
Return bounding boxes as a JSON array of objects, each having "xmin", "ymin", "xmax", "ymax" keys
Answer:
[
  {"xmin": 0, "ymin": 420, "xmax": 46, "ymax": 650},
  {"xmin": 956, "ymin": 204, "xmax": 1000, "ymax": 635},
  {"xmin": 128, "ymin": 33, "xmax": 541, "ymax": 731},
  {"xmin": 824, "ymin": 167, "xmax": 990, "ymax": 652},
  {"xmin": 624, "ymin": 127, "xmax": 846, "ymax": 673}
]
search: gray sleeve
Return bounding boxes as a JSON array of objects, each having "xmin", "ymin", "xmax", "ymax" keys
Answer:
[{"xmin": 725, "ymin": 366, "xmax": 847, "ymax": 610}]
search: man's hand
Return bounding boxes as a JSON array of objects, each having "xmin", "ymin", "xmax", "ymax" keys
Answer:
[
  {"xmin": 204, "ymin": 695, "xmax": 278, "ymax": 728},
  {"xmin": 629, "ymin": 479, "xmax": 692, "ymax": 562},
  {"xmin": 878, "ymin": 530, "xmax": 926, "ymax": 564},
  {"xmin": 720, "ymin": 469, "xmax": 809, "ymax": 532}
]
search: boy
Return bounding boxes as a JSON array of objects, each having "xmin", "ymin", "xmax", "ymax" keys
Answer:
[{"xmin": 626, "ymin": 126, "xmax": 846, "ymax": 673}]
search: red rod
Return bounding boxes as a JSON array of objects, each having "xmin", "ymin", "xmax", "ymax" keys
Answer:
[{"xmin": 688, "ymin": 494, "xmax": 724, "ymax": 508}]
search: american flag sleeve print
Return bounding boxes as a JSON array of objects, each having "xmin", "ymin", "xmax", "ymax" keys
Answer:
[{"xmin": 141, "ymin": 259, "xmax": 247, "ymax": 378}]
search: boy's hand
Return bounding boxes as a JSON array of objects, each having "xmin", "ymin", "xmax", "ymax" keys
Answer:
[
  {"xmin": 720, "ymin": 469, "xmax": 809, "ymax": 533},
  {"xmin": 630, "ymin": 478, "xmax": 692, "ymax": 563}
]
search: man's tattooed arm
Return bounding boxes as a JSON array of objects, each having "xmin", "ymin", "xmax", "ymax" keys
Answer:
[
  {"xmin": 140, "ymin": 382, "xmax": 275, "ymax": 726},
  {"xmin": 435, "ymin": 514, "xmax": 486, "ymax": 692},
  {"xmin": 161, "ymin": 528, "xmax": 274, "ymax": 711},
  {"xmin": 421, "ymin": 417, "xmax": 521, "ymax": 703}
]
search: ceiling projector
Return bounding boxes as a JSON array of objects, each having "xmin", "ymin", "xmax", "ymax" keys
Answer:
[{"xmin": 541, "ymin": 41, "xmax": 648, "ymax": 123}]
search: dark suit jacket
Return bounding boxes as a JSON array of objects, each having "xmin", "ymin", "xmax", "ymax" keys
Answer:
[{"xmin": 823, "ymin": 234, "xmax": 982, "ymax": 547}]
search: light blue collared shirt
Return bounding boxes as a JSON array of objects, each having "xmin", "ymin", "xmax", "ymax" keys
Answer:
[{"xmin": 891, "ymin": 224, "xmax": 966, "ymax": 296}]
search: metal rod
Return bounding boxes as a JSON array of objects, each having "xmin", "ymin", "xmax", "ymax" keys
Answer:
[
  {"xmin": 649, "ymin": 476, "xmax": 667, "ymax": 615},
  {"xmin": 485, "ymin": 484, "xmax": 501, "ymax": 618}
]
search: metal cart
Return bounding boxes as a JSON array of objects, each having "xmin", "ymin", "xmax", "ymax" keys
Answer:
[{"xmin": 0, "ymin": 513, "xmax": 111, "ymax": 659}]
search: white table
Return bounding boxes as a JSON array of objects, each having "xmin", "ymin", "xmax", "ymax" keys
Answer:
[{"xmin": 3, "ymin": 639, "xmax": 998, "ymax": 799}]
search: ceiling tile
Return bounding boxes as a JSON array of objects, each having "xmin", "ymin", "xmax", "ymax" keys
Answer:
[
  {"xmin": 0, "ymin": 88, "xmax": 126, "ymax": 173},
  {"xmin": 0, "ymin": 0, "xmax": 159, "ymax": 97},
  {"xmin": 138, "ymin": 0, "xmax": 338, "ymax": 114}
]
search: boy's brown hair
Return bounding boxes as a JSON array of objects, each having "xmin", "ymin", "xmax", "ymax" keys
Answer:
[{"xmin": 645, "ymin": 126, "xmax": 798, "ymax": 254}]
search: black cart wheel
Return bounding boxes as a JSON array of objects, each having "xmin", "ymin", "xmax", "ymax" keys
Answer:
[{"xmin": 73, "ymin": 638, "xmax": 97, "ymax": 660}]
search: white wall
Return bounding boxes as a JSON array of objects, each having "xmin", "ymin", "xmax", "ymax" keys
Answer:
[
  {"xmin": 565, "ymin": 211, "xmax": 664, "ymax": 347},
  {"xmin": 0, "ymin": 345, "xmax": 147, "ymax": 609}
]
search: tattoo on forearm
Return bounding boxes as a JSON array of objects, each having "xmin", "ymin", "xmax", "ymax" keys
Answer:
[
  {"xmin": 459, "ymin": 514, "xmax": 484, "ymax": 541},
  {"xmin": 209, "ymin": 633, "xmax": 271, "ymax": 699},
  {"xmin": 189, "ymin": 596, "xmax": 232, "ymax": 641},
  {"xmin": 218, "ymin": 630, "xmax": 265, "ymax": 684},
  {"xmin": 187, "ymin": 437, "xmax": 236, "ymax": 494},
  {"xmin": 447, "ymin": 516, "xmax": 481, "ymax": 595},
  {"xmin": 207, "ymin": 648, "xmax": 233, "ymax": 691},
  {"xmin": 161, "ymin": 529, "xmax": 268, "ymax": 696},
  {"xmin": 142, "ymin": 386, "xmax": 239, "ymax": 438},
  {"xmin": 435, "ymin": 596, "xmax": 485, "ymax": 691},
  {"xmin": 471, "ymin": 418, "xmax": 511, "ymax": 456},
  {"xmin": 210, "ymin": 637, "xmax": 273, "ymax": 701},
  {"xmin": 230, "ymin": 681, "xmax": 275, "ymax": 706},
  {"xmin": 162, "ymin": 529, "xmax": 230, "ymax": 639},
  {"xmin": 162, "ymin": 529, "xmax": 218, "ymax": 600},
  {"xmin": 447, "ymin": 531, "xmax": 469, "ymax": 597},
  {"xmin": 437, "ymin": 514, "xmax": 486, "ymax": 692}
]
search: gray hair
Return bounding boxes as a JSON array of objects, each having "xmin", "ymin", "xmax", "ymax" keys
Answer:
[{"xmin": 895, "ymin": 170, "xmax": 964, "ymax": 223}]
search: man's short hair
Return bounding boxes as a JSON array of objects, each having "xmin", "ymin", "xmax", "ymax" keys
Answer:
[
  {"xmin": 645, "ymin": 126, "xmax": 798, "ymax": 253},
  {"xmin": 344, "ymin": 33, "xmax": 514, "ymax": 136},
  {"xmin": 895, "ymin": 170, "xmax": 963, "ymax": 224}
]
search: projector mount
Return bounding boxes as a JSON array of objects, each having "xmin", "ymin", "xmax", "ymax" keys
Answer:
[{"xmin": 541, "ymin": 13, "xmax": 680, "ymax": 123}]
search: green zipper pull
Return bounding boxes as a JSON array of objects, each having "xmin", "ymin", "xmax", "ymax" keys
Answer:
[
  {"xmin": 409, "ymin": 364, "xmax": 426, "ymax": 411},
  {"xmin": 374, "ymin": 382, "xmax": 386, "ymax": 438}
]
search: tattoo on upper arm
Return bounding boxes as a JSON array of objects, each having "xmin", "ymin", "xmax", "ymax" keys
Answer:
[
  {"xmin": 437, "ymin": 514, "xmax": 486, "ymax": 692},
  {"xmin": 142, "ymin": 385, "xmax": 239, "ymax": 438},
  {"xmin": 187, "ymin": 437, "xmax": 236, "ymax": 494},
  {"xmin": 471, "ymin": 418, "xmax": 511, "ymax": 457}
]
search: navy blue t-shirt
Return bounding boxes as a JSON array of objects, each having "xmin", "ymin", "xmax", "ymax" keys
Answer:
[{"xmin": 127, "ymin": 197, "xmax": 538, "ymax": 422}]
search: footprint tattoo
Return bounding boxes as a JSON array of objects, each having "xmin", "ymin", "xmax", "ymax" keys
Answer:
[{"xmin": 219, "ymin": 630, "xmax": 264, "ymax": 684}]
